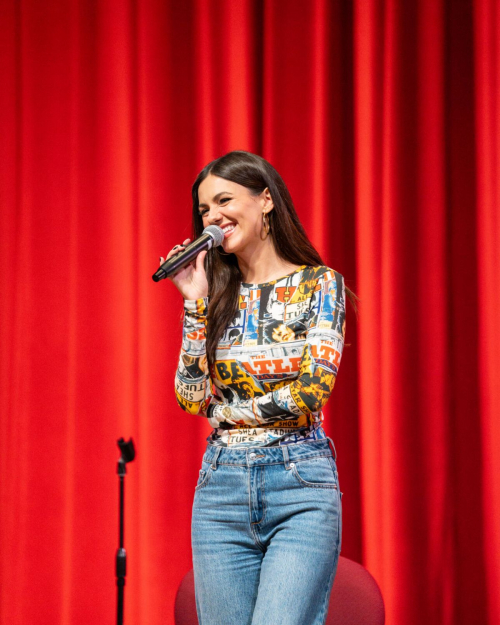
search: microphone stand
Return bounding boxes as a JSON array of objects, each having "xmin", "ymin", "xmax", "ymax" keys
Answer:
[{"xmin": 116, "ymin": 437, "xmax": 136, "ymax": 625}]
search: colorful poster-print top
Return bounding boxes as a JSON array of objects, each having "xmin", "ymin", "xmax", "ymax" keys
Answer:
[{"xmin": 175, "ymin": 265, "xmax": 346, "ymax": 447}]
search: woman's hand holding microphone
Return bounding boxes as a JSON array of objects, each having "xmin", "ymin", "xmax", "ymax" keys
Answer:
[{"xmin": 159, "ymin": 239, "xmax": 209, "ymax": 301}]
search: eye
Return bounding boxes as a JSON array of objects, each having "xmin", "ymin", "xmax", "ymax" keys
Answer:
[
  {"xmin": 219, "ymin": 197, "xmax": 230, "ymax": 204},
  {"xmin": 199, "ymin": 208, "xmax": 209, "ymax": 216}
]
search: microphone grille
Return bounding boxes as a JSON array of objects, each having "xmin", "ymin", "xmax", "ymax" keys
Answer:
[{"xmin": 203, "ymin": 225, "xmax": 225, "ymax": 247}]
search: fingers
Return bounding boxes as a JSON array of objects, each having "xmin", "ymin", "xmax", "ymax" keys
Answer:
[
  {"xmin": 196, "ymin": 250, "xmax": 208, "ymax": 272},
  {"xmin": 165, "ymin": 249, "xmax": 177, "ymax": 260},
  {"xmin": 165, "ymin": 239, "xmax": 191, "ymax": 261}
]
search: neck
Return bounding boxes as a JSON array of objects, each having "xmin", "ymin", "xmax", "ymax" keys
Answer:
[{"xmin": 236, "ymin": 240, "xmax": 300, "ymax": 284}]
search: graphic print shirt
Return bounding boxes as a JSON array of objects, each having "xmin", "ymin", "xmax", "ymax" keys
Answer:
[{"xmin": 175, "ymin": 265, "xmax": 346, "ymax": 447}]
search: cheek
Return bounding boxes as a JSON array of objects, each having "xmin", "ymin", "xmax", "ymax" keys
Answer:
[{"xmin": 245, "ymin": 210, "xmax": 262, "ymax": 233}]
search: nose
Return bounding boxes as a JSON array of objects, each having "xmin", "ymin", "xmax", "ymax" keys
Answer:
[{"xmin": 206, "ymin": 207, "xmax": 223, "ymax": 224}]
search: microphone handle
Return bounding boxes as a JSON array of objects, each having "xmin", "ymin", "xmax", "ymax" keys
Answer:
[{"xmin": 152, "ymin": 233, "xmax": 213, "ymax": 282}]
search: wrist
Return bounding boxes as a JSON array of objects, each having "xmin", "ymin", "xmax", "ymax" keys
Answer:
[
  {"xmin": 184, "ymin": 297, "xmax": 208, "ymax": 310},
  {"xmin": 184, "ymin": 297, "xmax": 208, "ymax": 321}
]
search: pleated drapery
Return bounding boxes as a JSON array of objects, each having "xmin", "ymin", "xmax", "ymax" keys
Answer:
[{"xmin": 0, "ymin": 1, "xmax": 499, "ymax": 624}]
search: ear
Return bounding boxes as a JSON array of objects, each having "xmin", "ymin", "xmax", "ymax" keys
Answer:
[{"xmin": 261, "ymin": 187, "xmax": 274, "ymax": 213}]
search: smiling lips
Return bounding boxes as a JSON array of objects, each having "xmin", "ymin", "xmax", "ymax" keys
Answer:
[{"xmin": 222, "ymin": 223, "xmax": 236, "ymax": 238}]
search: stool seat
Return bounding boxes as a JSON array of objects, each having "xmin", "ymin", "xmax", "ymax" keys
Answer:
[{"xmin": 326, "ymin": 556, "xmax": 385, "ymax": 624}]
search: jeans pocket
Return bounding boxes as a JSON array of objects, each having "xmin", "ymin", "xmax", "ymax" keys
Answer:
[
  {"xmin": 195, "ymin": 461, "xmax": 213, "ymax": 491},
  {"xmin": 291, "ymin": 456, "xmax": 338, "ymax": 489}
]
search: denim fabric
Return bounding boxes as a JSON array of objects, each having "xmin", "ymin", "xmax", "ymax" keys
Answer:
[{"xmin": 191, "ymin": 438, "xmax": 342, "ymax": 625}]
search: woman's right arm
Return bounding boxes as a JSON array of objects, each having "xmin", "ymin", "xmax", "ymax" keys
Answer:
[
  {"xmin": 160, "ymin": 240, "xmax": 216, "ymax": 417},
  {"xmin": 174, "ymin": 297, "xmax": 217, "ymax": 416}
]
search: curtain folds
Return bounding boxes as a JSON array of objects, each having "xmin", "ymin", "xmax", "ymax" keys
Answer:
[{"xmin": 0, "ymin": 1, "xmax": 498, "ymax": 624}]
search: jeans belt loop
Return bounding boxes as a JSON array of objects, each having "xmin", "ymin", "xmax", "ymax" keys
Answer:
[
  {"xmin": 327, "ymin": 437, "xmax": 337, "ymax": 463},
  {"xmin": 282, "ymin": 445, "xmax": 291, "ymax": 470},
  {"xmin": 211, "ymin": 447, "xmax": 222, "ymax": 470}
]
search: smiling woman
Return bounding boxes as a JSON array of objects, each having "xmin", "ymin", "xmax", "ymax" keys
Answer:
[
  {"xmin": 189, "ymin": 151, "xmax": 357, "ymax": 373},
  {"xmin": 197, "ymin": 175, "xmax": 302, "ymax": 308},
  {"xmin": 164, "ymin": 150, "xmax": 357, "ymax": 625},
  {"xmin": 197, "ymin": 176, "xmax": 278, "ymax": 263}
]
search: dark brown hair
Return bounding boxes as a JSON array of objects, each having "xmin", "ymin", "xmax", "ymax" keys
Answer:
[{"xmin": 191, "ymin": 151, "xmax": 358, "ymax": 368}]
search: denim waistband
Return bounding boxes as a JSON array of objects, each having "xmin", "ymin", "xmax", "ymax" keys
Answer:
[{"xmin": 203, "ymin": 438, "xmax": 337, "ymax": 469}]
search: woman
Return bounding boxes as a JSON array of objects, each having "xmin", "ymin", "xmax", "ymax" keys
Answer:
[{"xmin": 163, "ymin": 151, "xmax": 355, "ymax": 625}]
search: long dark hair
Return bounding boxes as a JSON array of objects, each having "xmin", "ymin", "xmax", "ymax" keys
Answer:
[{"xmin": 191, "ymin": 151, "xmax": 357, "ymax": 368}]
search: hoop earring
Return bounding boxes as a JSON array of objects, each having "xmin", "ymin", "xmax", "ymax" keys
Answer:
[{"xmin": 260, "ymin": 210, "xmax": 270, "ymax": 241}]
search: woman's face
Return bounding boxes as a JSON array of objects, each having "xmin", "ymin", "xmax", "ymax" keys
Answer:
[{"xmin": 197, "ymin": 174, "xmax": 273, "ymax": 257}]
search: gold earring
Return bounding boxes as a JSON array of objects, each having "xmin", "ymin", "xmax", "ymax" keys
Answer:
[{"xmin": 261, "ymin": 210, "xmax": 270, "ymax": 240}]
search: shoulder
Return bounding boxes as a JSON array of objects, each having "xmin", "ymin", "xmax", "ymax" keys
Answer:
[{"xmin": 300, "ymin": 265, "xmax": 344, "ymax": 287}]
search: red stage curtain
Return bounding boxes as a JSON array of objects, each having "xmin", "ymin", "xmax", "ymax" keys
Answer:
[{"xmin": 0, "ymin": 1, "xmax": 498, "ymax": 624}]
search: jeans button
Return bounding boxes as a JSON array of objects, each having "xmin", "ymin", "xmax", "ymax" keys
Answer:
[
  {"xmin": 249, "ymin": 453, "xmax": 256, "ymax": 459},
  {"xmin": 289, "ymin": 462, "xmax": 295, "ymax": 468}
]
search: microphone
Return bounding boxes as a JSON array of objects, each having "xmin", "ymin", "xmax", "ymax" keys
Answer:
[{"xmin": 152, "ymin": 225, "xmax": 225, "ymax": 282}]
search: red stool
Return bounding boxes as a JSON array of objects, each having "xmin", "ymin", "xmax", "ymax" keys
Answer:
[{"xmin": 174, "ymin": 556, "xmax": 385, "ymax": 624}]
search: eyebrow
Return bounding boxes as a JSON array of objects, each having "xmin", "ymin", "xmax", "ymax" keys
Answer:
[{"xmin": 198, "ymin": 191, "xmax": 233, "ymax": 210}]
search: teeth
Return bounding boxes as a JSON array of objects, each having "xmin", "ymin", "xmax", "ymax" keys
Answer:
[{"xmin": 223, "ymin": 224, "xmax": 235, "ymax": 233}]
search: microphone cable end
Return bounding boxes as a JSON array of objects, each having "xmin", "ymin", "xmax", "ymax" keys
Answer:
[{"xmin": 152, "ymin": 270, "xmax": 166, "ymax": 282}]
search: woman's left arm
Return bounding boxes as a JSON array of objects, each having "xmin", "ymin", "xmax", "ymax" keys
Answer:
[{"xmin": 207, "ymin": 271, "xmax": 346, "ymax": 429}]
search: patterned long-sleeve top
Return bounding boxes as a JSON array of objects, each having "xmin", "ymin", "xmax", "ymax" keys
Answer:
[{"xmin": 175, "ymin": 265, "xmax": 346, "ymax": 447}]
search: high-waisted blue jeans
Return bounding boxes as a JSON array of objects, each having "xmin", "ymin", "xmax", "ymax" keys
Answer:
[{"xmin": 191, "ymin": 438, "xmax": 342, "ymax": 625}]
